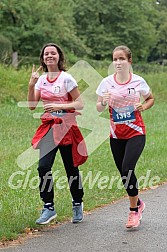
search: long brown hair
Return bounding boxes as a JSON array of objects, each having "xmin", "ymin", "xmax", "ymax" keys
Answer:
[{"xmin": 40, "ymin": 43, "xmax": 66, "ymax": 72}]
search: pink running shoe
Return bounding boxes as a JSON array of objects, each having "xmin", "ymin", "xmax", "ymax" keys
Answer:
[
  {"xmin": 126, "ymin": 211, "xmax": 140, "ymax": 228},
  {"xmin": 138, "ymin": 200, "xmax": 145, "ymax": 220}
]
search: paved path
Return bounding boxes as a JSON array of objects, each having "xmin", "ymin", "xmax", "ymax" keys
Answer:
[{"xmin": 1, "ymin": 183, "xmax": 167, "ymax": 252}]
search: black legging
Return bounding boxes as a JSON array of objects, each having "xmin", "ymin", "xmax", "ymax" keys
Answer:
[
  {"xmin": 37, "ymin": 129, "xmax": 84, "ymax": 204},
  {"xmin": 110, "ymin": 135, "xmax": 146, "ymax": 196}
]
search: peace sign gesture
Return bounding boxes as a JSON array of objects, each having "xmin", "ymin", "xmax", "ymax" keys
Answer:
[{"xmin": 29, "ymin": 65, "xmax": 42, "ymax": 87}]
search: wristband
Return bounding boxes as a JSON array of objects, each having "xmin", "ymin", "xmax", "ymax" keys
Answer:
[{"xmin": 101, "ymin": 100, "xmax": 107, "ymax": 106}]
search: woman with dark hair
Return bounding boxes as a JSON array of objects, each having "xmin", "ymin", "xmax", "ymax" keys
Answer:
[
  {"xmin": 28, "ymin": 43, "xmax": 87, "ymax": 225},
  {"xmin": 40, "ymin": 43, "xmax": 66, "ymax": 72}
]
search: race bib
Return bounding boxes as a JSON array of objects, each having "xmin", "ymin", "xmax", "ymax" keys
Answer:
[
  {"xmin": 51, "ymin": 110, "xmax": 66, "ymax": 117},
  {"xmin": 112, "ymin": 106, "xmax": 136, "ymax": 124}
]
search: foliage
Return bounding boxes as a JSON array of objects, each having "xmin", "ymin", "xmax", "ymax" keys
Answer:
[
  {"xmin": 0, "ymin": 0, "xmax": 167, "ymax": 63},
  {"xmin": 0, "ymin": 34, "xmax": 12, "ymax": 64},
  {"xmin": 0, "ymin": 0, "xmax": 86, "ymax": 58},
  {"xmin": 73, "ymin": 0, "xmax": 157, "ymax": 62}
]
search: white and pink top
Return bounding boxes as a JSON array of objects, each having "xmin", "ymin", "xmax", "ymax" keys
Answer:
[
  {"xmin": 35, "ymin": 71, "xmax": 78, "ymax": 104},
  {"xmin": 96, "ymin": 73, "xmax": 151, "ymax": 139}
]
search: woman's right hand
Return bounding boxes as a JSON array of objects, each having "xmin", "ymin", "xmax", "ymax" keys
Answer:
[
  {"xmin": 29, "ymin": 65, "xmax": 42, "ymax": 87},
  {"xmin": 102, "ymin": 92, "xmax": 111, "ymax": 105}
]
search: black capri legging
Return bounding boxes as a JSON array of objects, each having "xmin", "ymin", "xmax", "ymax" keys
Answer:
[
  {"xmin": 110, "ymin": 135, "xmax": 146, "ymax": 197},
  {"xmin": 37, "ymin": 129, "xmax": 84, "ymax": 204}
]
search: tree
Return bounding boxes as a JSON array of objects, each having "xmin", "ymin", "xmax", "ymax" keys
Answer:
[
  {"xmin": 148, "ymin": 0, "xmax": 167, "ymax": 62},
  {"xmin": 0, "ymin": 34, "xmax": 12, "ymax": 63},
  {"xmin": 0, "ymin": 0, "xmax": 166, "ymax": 63},
  {"xmin": 73, "ymin": 0, "xmax": 157, "ymax": 62},
  {"xmin": 0, "ymin": 0, "xmax": 86, "ymax": 59}
]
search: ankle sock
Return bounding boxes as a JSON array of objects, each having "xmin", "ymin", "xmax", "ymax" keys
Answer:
[
  {"xmin": 130, "ymin": 207, "xmax": 138, "ymax": 212},
  {"xmin": 73, "ymin": 201, "xmax": 82, "ymax": 207},
  {"xmin": 44, "ymin": 202, "xmax": 54, "ymax": 211},
  {"xmin": 137, "ymin": 199, "xmax": 141, "ymax": 206}
]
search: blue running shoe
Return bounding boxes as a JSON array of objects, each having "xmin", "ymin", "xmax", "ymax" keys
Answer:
[
  {"xmin": 72, "ymin": 202, "xmax": 83, "ymax": 223},
  {"xmin": 36, "ymin": 208, "xmax": 57, "ymax": 225}
]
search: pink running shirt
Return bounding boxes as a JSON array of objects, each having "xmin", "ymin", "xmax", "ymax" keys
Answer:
[
  {"xmin": 96, "ymin": 73, "xmax": 151, "ymax": 139},
  {"xmin": 35, "ymin": 71, "xmax": 78, "ymax": 104}
]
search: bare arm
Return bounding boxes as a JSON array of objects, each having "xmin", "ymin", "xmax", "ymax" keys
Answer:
[
  {"xmin": 27, "ymin": 65, "xmax": 42, "ymax": 110},
  {"xmin": 96, "ymin": 92, "xmax": 110, "ymax": 112},
  {"xmin": 44, "ymin": 87, "xmax": 84, "ymax": 113},
  {"xmin": 135, "ymin": 93, "xmax": 154, "ymax": 112}
]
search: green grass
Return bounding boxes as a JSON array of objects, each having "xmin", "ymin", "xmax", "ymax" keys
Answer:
[{"xmin": 0, "ymin": 64, "xmax": 167, "ymax": 241}]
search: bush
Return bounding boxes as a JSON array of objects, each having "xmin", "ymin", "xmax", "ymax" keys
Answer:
[
  {"xmin": 0, "ymin": 34, "xmax": 13, "ymax": 64},
  {"xmin": 132, "ymin": 62, "xmax": 167, "ymax": 73}
]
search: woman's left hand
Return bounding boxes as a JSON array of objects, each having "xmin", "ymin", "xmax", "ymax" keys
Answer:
[
  {"xmin": 44, "ymin": 103, "xmax": 62, "ymax": 113},
  {"xmin": 135, "ymin": 103, "xmax": 145, "ymax": 112}
]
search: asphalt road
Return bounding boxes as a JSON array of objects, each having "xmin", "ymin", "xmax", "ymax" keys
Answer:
[{"xmin": 1, "ymin": 183, "xmax": 167, "ymax": 252}]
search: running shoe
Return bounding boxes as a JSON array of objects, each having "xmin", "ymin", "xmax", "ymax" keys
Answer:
[
  {"xmin": 72, "ymin": 202, "xmax": 83, "ymax": 223},
  {"xmin": 126, "ymin": 211, "xmax": 140, "ymax": 228},
  {"xmin": 138, "ymin": 200, "xmax": 145, "ymax": 220},
  {"xmin": 36, "ymin": 208, "xmax": 57, "ymax": 225}
]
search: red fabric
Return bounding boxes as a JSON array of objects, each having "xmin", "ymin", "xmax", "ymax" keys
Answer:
[{"xmin": 32, "ymin": 112, "xmax": 88, "ymax": 167}]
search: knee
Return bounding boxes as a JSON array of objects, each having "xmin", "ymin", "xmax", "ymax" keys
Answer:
[
  {"xmin": 127, "ymin": 188, "xmax": 138, "ymax": 197},
  {"xmin": 66, "ymin": 167, "xmax": 80, "ymax": 178}
]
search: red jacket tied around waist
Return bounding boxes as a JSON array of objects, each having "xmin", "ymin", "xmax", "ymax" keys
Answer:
[{"xmin": 32, "ymin": 111, "xmax": 88, "ymax": 167}]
